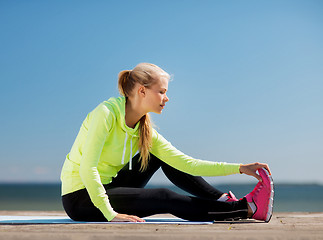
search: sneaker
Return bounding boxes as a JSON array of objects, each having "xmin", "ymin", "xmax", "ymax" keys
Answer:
[{"xmin": 244, "ymin": 168, "xmax": 274, "ymax": 222}]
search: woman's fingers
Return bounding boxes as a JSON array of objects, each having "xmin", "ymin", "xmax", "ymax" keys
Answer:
[
  {"xmin": 111, "ymin": 213, "xmax": 145, "ymax": 222},
  {"xmin": 263, "ymin": 164, "xmax": 271, "ymax": 175},
  {"xmin": 129, "ymin": 215, "xmax": 145, "ymax": 222},
  {"xmin": 239, "ymin": 162, "xmax": 272, "ymax": 181},
  {"xmin": 255, "ymin": 162, "xmax": 272, "ymax": 175}
]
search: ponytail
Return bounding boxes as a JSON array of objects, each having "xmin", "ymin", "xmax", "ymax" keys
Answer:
[{"xmin": 138, "ymin": 114, "xmax": 152, "ymax": 171}]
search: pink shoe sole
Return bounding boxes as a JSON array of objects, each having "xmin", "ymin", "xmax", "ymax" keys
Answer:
[
  {"xmin": 259, "ymin": 168, "xmax": 274, "ymax": 222},
  {"xmin": 245, "ymin": 168, "xmax": 274, "ymax": 222}
]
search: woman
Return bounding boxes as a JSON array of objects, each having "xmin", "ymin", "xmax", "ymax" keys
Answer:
[{"xmin": 61, "ymin": 63, "xmax": 274, "ymax": 223}]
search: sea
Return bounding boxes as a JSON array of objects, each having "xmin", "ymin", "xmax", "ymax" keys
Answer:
[{"xmin": 0, "ymin": 183, "xmax": 322, "ymax": 212}]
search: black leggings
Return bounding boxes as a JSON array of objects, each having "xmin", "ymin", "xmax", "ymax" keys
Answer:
[{"xmin": 62, "ymin": 153, "xmax": 248, "ymax": 222}]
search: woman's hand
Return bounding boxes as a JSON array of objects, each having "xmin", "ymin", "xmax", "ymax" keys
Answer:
[
  {"xmin": 239, "ymin": 162, "xmax": 271, "ymax": 182},
  {"xmin": 110, "ymin": 213, "xmax": 145, "ymax": 222}
]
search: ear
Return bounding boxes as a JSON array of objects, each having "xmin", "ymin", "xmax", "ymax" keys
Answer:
[{"xmin": 138, "ymin": 85, "xmax": 146, "ymax": 97}]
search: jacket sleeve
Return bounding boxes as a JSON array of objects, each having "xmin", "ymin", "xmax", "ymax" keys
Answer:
[
  {"xmin": 79, "ymin": 104, "xmax": 118, "ymax": 221},
  {"xmin": 150, "ymin": 130, "xmax": 241, "ymax": 176}
]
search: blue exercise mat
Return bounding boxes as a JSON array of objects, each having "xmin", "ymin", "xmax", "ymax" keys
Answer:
[{"xmin": 0, "ymin": 215, "xmax": 213, "ymax": 225}]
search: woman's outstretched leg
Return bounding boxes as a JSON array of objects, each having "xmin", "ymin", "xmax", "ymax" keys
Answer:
[{"xmin": 106, "ymin": 187, "xmax": 249, "ymax": 221}]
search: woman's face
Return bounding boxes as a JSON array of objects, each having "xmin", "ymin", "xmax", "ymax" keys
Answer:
[{"xmin": 143, "ymin": 76, "xmax": 169, "ymax": 114}]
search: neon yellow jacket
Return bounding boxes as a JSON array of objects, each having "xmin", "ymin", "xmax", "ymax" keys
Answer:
[{"xmin": 60, "ymin": 96, "xmax": 241, "ymax": 221}]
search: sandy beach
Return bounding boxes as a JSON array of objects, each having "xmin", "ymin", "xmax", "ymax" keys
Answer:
[{"xmin": 1, "ymin": 211, "xmax": 323, "ymax": 240}]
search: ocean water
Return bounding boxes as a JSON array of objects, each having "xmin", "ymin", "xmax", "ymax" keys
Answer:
[{"xmin": 0, "ymin": 183, "xmax": 322, "ymax": 212}]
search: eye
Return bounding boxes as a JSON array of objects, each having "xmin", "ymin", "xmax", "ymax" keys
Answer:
[{"xmin": 159, "ymin": 89, "xmax": 167, "ymax": 94}]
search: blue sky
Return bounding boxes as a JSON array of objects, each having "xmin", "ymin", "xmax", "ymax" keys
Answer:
[{"xmin": 0, "ymin": 0, "xmax": 322, "ymax": 184}]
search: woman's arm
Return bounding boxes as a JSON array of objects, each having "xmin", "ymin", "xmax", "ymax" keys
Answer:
[
  {"xmin": 79, "ymin": 104, "xmax": 118, "ymax": 221},
  {"xmin": 150, "ymin": 130, "xmax": 241, "ymax": 176},
  {"xmin": 150, "ymin": 130, "xmax": 272, "ymax": 178}
]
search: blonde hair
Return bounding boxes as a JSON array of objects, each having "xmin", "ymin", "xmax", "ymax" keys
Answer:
[{"xmin": 118, "ymin": 63, "xmax": 170, "ymax": 171}]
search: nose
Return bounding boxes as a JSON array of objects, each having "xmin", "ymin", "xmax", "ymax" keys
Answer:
[{"xmin": 164, "ymin": 94, "xmax": 169, "ymax": 102}]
